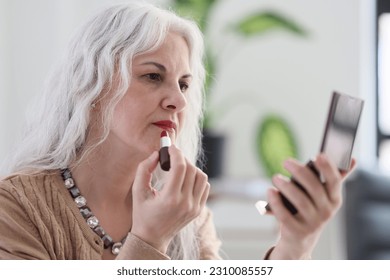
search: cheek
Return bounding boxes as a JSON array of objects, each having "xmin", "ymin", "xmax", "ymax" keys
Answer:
[{"xmin": 111, "ymin": 99, "xmax": 140, "ymax": 132}]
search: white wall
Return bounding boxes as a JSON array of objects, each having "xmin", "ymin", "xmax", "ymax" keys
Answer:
[
  {"xmin": 358, "ymin": 0, "xmax": 377, "ymax": 169},
  {"xmin": 0, "ymin": 1, "xmax": 7, "ymax": 158},
  {"xmin": 206, "ymin": 0, "xmax": 369, "ymax": 177},
  {"xmin": 0, "ymin": 0, "xmax": 10, "ymax": 160},
  {"xmin": 0, "ymin": 0, "xmax": 63, "ymax": 163}
]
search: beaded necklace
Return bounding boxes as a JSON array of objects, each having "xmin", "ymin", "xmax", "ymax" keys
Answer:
[{"xmin": 61, "ymin": 168, "xmax": 127, "ymax": 255}]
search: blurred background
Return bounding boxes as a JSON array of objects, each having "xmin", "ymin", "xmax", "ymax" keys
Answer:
[{"xmin": 0, "ymin": 0, "xmax": 389, "ymax": 259}]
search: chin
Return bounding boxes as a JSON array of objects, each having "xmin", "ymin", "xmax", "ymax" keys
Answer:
[{"xmin": 140, "ymin": 145, "xmax": 159, "ymax": 157}]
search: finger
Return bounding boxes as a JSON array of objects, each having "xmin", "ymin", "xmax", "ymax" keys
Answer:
[
  {"xmin": 181, "ymin": 158, "xmax": 197, "ymax": 196},
  {"xmin": 198, "ymin": 182, "xmax": 210, "ymax": 208},
  {"xmin": 340, "ymin": 158, "xmax": 357, "ymax": 178},
  {"xmin": 133, "ymin": 151, "xmax": 159, "ymax": 196},
  {"xmin": 272, "ymin": 174, "xmax": 317, "ymax": 221},
  {"xmin": 190, "ymin": 181, "xmax": 210, "ymax": 221},
  {"xmin": 283, "ymin": 159, "xmax": 328, "ymax": 211},
  {"xmin": 314, "ymin": 154, "xmax": 342, "ymax": 203},
  {"xmin": 267, "ymin": 188, "xmax": 300, "ymax": 230},
  {"xmin": 193, "ymin": 169, "xmax": 208, "ymax": 204},
  {"xmin": 164, "ymin": 145, "xmax": 186, "ymax": 193}
]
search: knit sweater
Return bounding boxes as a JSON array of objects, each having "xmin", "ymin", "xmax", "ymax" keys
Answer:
[{"xmin": 0, "ymin": 171, "xmax": 222, "ymax": 260}]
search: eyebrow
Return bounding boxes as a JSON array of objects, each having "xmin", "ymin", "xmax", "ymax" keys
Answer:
[{"xmin": 140, "ymin": 61, "xmax": 192, "ymax": 79}]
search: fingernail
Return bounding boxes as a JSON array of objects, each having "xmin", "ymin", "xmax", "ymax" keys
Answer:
[
  {"xmin": 283, "ymin": 159, "xmax": 295, "ymax": 171},
  {"xmin": 273, "ymin": 174, "xmax": 290, "ymax": 185},
  {"xmin": 317, "ymin": 153, "xmax": 327, "ymax": 164}
]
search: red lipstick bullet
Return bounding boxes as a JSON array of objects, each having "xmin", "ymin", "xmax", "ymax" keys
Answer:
[{"xmin": 159, "ymin": 131, "xmax": 171, "ymax": 171}]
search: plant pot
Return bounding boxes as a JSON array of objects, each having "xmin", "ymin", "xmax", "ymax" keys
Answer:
[{"xmin": 198, "ymin": 130, "xmax": 225, "ymax": 179}]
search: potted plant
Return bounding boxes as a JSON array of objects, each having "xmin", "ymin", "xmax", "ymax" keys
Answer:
[{"xmin": 172, "ymin": 0, "xmax": 306, "ymax": 178}]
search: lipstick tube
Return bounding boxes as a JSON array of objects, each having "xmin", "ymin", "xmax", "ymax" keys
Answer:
[{"xmin": 159, "ymin": 131, "xmax": 171, "ymax": 171}]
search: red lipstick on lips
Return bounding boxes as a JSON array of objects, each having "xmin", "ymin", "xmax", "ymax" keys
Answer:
[
  {"xmin": 153, "ymin": 120, "xmax": 176, "ymax": 132},
  {"xmin": 159, "ymin": 130, "xmax": 171, "ymax": 171}
]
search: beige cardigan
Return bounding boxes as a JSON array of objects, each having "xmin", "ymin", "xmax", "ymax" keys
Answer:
[{"xmin": 0, "ymin": 171, "xmax": 222, "ymax": 260}]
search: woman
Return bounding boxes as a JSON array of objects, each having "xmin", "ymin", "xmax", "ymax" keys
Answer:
[{"xmin": 0, "ymin": 2, "xmax": 355, "ymax": 260}]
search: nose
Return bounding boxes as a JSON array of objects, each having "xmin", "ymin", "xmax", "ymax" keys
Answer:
[{"xmin": 161, "ymin": 85, "xmax": 187, "ymax": 112}]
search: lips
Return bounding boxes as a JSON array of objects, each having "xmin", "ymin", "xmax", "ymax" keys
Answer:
[{"xmin": 153, "ymin": 120, "xmax": 177, "ymax": 132}]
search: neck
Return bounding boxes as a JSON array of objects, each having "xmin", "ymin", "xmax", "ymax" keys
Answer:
[{"xmin": 70, "ymin": 139, "xmax": 146, "ymax": 210}]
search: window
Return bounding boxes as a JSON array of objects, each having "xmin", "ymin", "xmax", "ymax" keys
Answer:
[{"xmin": 377, "ymin": 0, "xmax": 390, "ymax": 171}]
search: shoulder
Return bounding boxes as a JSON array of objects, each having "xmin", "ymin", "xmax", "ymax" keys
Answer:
[
  {"xmin": 0, "ymin": 170, "xmax": 65, "ymax": 213},
  {"xmin": 0, "ymin": 170, "xmax": 62, "ymax": 197},
  {"xmin": 0, "ymin": 170, "xmax": 99, "ymax": 259},
  {"xmin": 0, "ymin": 170, "xmax": 67, "ymax": 259}
]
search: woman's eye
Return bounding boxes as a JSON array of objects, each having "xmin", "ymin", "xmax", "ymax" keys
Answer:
[
  {"xmin": 146, "ymin": 73, "xmax": 162, "ymax": 82},
  {"xmin": 179, "ymin": 82, "xmax": 189, "ymax": 93}
]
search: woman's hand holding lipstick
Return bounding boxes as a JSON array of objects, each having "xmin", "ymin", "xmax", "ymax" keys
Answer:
[{"xmin": 130, "ymin": 145, "xmax": 210, "ymax": 254}]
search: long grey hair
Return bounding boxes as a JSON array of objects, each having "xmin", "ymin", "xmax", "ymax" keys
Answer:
[{"xmin": 5, "ymin": 2, "xmax": 205, "ymax": 259}]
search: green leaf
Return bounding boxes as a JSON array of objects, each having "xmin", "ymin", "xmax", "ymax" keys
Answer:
[
  {"xmin": 256, "ymin": 115, "xmax": 299, "ymax": 178},
  {"xmin": 234, "ymin": 11, "xmax": 307, "ymax": 37},
  {"xmin": 172, "ymin": 0, "xmax": 216, "ymax": 31}
]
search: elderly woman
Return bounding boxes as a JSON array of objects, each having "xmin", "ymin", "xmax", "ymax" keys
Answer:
[{"xmin": 0, "ymin": 2, "xmax": 355, "ymax": 260}]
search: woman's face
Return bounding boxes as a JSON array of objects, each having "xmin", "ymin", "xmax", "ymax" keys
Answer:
[{"xmin": 109, "ymin": 32, "xmax": 192, "ymax": 156}]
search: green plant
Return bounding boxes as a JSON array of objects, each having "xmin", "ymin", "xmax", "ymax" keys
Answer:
[
  {"xmin": 256, "ymin": 115, "xmax": 299, "ymax": 177},
  {"xmin": 171, "ymin": 0, "xmax": 306, "ymax": 177}
]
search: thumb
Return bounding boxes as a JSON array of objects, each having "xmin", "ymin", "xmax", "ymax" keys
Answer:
[{"xmin": 133, "ymin": 151, "xmax": 159, "ymax": 195}]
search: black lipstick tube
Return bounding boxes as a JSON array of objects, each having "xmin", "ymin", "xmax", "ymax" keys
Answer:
[{"xmin": 159, "ymin": 131, "xmax": 171, "ymax": 171}]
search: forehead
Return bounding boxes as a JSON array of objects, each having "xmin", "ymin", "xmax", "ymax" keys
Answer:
[{"xmin": 133, "ymin": 32, "xmax": 191, "ymax": 73}]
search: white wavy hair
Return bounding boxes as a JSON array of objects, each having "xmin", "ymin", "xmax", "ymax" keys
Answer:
[{"xmin": 5, "ymin": 1, "xmax": 205, "ymax": 259}]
